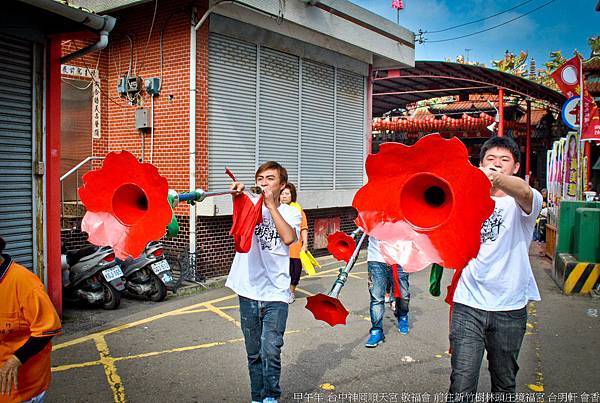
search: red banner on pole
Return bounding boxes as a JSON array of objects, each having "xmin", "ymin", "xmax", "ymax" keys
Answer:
[
  {"xmin": 581, "ymin": 93, "xmax": 600, "ymax": 141},
  {"xmin": 551, "ymin": 56, "xmax": 581, "ymax": 98},
  {"xmin": 552, "ymin": 55, "xmax": 600, "ymax": 141}
]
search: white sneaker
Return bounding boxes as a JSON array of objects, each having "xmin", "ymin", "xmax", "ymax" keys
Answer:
[{"xmin": 288, "ymin": 293, "xmax": 296, "ymax": 304}]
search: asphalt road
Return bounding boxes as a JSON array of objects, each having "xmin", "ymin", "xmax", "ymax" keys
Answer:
[{"xmin": 47, "ymin": 244, "xmax": 600, "ymax": 402}]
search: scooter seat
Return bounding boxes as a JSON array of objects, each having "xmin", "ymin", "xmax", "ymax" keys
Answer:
[{"xmin": 66, "ymin": 245, "xmax": 100, "ymax": 266}]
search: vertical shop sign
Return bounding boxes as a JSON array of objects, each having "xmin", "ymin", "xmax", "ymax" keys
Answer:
[{"xmin": 60, "ymin": 64, "xmax": 101, "ymax": 139}]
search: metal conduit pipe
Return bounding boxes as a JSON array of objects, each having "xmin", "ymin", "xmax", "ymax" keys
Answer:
[{"xmin": 61, "ymin": 25, "xmax": 115, "ymax": 64}]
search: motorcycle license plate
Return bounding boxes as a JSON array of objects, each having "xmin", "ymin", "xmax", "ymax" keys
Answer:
[
  {"xmin": 102, "ymin": 266, "xmax": 123, "ymax": 282},
  {"xmin": 151, "ymin": 260, "xmax": 170, "ymax": 275}
]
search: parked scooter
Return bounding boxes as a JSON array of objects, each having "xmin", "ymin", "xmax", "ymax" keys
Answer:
[
  {"xmin": 61, "ymin": 244, "xmax": 125, "ymax": 310},
  {"xmin": 118, "ymin": 241, "xmax": 174, "ymax": 302}
]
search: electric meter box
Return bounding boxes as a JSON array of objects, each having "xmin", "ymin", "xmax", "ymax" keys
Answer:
[
  {"xmin": 126, "ymin": 76, "xmax": 143, "ymax": 93},
  {"xmin": 135, "ymin": 109, "xmax": 151, "ymax": 129},
  {"xmin": 117, "ymin": 76, "xmax": 127, "ymax": 96},
  {"xmin": 145, "ymin": 78, "xmax": 161, "ymax": 95}
]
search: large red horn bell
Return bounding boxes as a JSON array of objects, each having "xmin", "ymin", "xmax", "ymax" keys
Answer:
[
  {"xmin": 78, "ymin": 151, "xmax": 173, "ymax": 259},
  {"xmin": 352, "ymin": 133, "xmax": 494, "ymax": 272},
  {"xmin": 326, "ymin": 231, "xmax": 356, "ymax": 263}
]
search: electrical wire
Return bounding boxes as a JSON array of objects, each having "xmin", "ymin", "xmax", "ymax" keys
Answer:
[
  {"xmin": 159, "ymin": 8, "xmax": 184, "ymax": 90},
  {"xmin": 125, "ymin": 34, "xmax": 134, "ymax": 76},
  {"xmin": 425, "ymin": 0, "xmax": 535, "ymax": 34},
  {"xmin": 137, "ymin": 0, "xmax": 159, "ymax": 73},
  {"xmin": 79, "ymin": 57, "xmax": 131, "ymax": 108},
  {"xmin": 61, "ymin": 76, "xmax": 94, "ymax": 90},
  {"xmin": 424, "ymin": 0, "xmax": 557, "ymax": 43},
  {"xmin": 60, "ymin": 46, "xmax": 102, "ymax": 90}
]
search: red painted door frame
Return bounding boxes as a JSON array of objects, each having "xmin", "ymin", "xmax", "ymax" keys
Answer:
[{"xmin": 46, "ymin": 36, "xmax": 62, "ymax": 315}]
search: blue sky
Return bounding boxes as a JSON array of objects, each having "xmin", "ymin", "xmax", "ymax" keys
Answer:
[{"xmin": 352, "ymin": 0, "xmax": 599, "ymax": 68}]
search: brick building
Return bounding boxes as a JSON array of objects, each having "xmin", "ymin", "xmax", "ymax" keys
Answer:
[{"xmin": 58, "ymin": 0, "xmax": 415, "ymax": 282}]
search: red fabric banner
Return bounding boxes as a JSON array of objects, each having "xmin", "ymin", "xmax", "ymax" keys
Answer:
[
  {"xmin": 551, "ymin": 56, "xmax": 581, "ymax": 98},
  {"xmin": 551, "ymin": 55, "xmax": 600, "ymax": 141},
  {"xmin": 581, "ymin": 93, "xmax": 600, "ymax": 141}
]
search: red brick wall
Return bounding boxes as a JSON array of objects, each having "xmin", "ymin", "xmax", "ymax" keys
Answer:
[
  {"xmin": 103, "ymin": 0, "xmax": 209, "ymax": 204},
  {"xmin": 60, "ymin": 0, "xmax": 208, "ymax": 206}
]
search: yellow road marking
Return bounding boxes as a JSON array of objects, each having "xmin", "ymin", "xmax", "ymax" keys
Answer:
[
  {"xmin": 115, "ymin": 330, "xmax": 302, "ymax": 363},
  {"xmin": 163, "ymin": 305, "xmax": 240, "ymax": 316},
  {"xmin": 52, "ymin": 360, "xmax": 102, "ymax": 372},
  {"xmin": 94, "ymin": 336, "xmax": 126, "ymax": 403},
  {"xmin": 214, "ymin": 304, "xmax": 240, "ymax": 310},
  {"xmin": 113, "ymin": 340, "xmax": 240, "ymax": 362},
  {"xmin": 53, "ymin": 293, "xmax": 237, "ymax": 351},
  {"xmin": 294, "ymin": 287, "xmax": 315, "ymax": 296},
  {"xmin": 168, "ymin": 308, "xmax": 211, "ymax": 316},
  {"xmin": 300, "ymin": 262, "xmax": 368, "ymax": 280},
  {"xmin": 205, "ymin": 303, "xmax": 241, "ymax": 327},
  {"xmin": 53, "ymin": 331, "xmax": 303, "ymax": 373},
  {"xmin": 527, "ymin": 302, "xmax": 544, "ymax": 392}
]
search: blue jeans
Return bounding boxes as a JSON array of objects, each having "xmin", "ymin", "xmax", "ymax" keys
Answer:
[
  {"xmin": 239, "ymin": 296, "xmax": 289, "ymax": 402},
  {"xmin": 449, "ymin": 303, "xmax": 528, "ymax": 401},
  {"xmin": 368, "ymin": 261, "xmax": 410, "ymax": 332}
]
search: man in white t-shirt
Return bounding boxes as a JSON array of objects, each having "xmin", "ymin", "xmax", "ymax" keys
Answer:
[
  {"xmin": 449, "ymin": 136, "xmax": 543, "ymax": 401},
  {"xmin": 226, "ymin": 161, "xmax": 301, "ymax": 403}
]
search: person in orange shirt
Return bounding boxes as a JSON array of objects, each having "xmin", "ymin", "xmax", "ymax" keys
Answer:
[
  {"xmin": 0, "ymin": 236, "xmax": 62, "ymax": 403},
  {"xmin": 279, "ymin": 183, "xmax": 309, "ymax": 304}
]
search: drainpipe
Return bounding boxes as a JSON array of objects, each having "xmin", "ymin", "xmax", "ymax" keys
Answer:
[
  {"xmin": 61, "ymin": 19, "xmax": 116, "ymax": 64},
  {"xmin": 187, "ymin": 1, "xmax": 236, "ymax": 279},
  {"xmin": 189, "ymin": 8, "xmax": 198, "ymax": 280}
]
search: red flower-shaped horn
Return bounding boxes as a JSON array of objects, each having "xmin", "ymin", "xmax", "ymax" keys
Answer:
[
  {"xmin": 305, "ymin": 294, "xmax": 349, "ymax": 327},
  {"xmin": 79, "ymin": 151, "xmax": 173, "ymax": 259},
  {"xmin": 327, "ymin": 231, "xmax": 356, "ymax": 263},
  {"xmin": 306, "ymin": 231, "xmax": 368, "ymax": 326},
  {"xmin": 352, "ymin": 133, "xmax": 494, "ymax": 272}
]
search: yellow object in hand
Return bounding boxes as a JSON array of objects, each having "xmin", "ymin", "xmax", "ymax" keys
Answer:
[{"xmin": 299, "ymin": 250, "xmax": 320, "ymax": 276}]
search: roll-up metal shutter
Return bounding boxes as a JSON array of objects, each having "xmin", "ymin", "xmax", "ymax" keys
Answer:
[
  {"xmin": 0, "ymin": 34, "xmax": 34, "ymax": 270},
  {"xmin": 258, "ymin": 47, "xmax": 299, "ymax": 184},
  {"xmin": 335, "ymin": 69, "xmax": 365, "ymax": 189},
  {"xmin": 208, "ymin": 33, "xmax": 257, "ymax": 190},
  {"xmin": 301, "ymin": 60, "xmax": 334, "ymax": 190}
]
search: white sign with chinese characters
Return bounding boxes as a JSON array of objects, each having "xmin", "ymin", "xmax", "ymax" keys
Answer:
[{"xmin": 61, "ymin": 64, "xmax": 101, "ymax": 139}]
